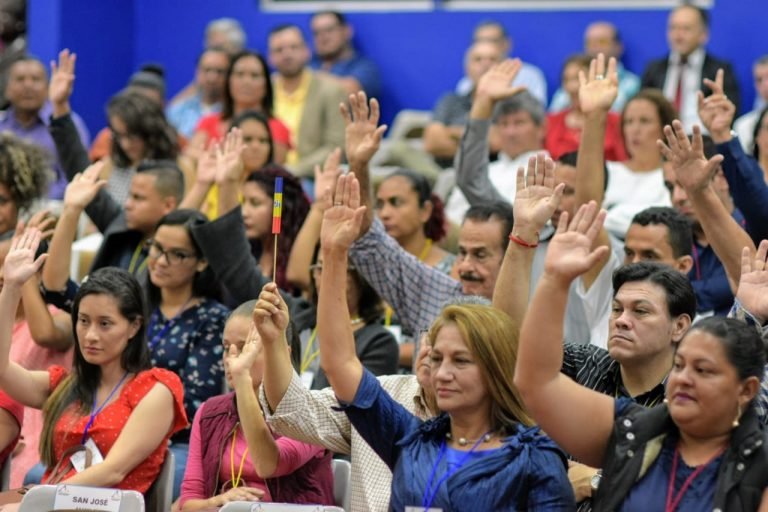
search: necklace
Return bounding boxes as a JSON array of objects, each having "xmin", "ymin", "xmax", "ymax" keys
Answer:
[{"xmin": 446, "ymin": 431, "xmax": 495, "ymax": 446}]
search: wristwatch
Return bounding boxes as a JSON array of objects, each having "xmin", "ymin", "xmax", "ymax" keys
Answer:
[{"xmin": 590, "ymin": 470, "xmax": 603, "ymax": 492}]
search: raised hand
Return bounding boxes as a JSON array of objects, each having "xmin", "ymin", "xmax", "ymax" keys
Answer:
[
  {"xmin": 3, "ymin": 227, "xmax": 47, "ymax": 288},
  {"xmin": 63, "ymin": 161, "xmax": 107, "ymax": 210},
  {"xmin": 225, "ymin": 338, "xmax": 262, "ymax": 383},
  {"xmin": 194, "ymin": 144, "xmax": 218, "ymax": 186},
  {"xmin": 49, "ymin": 49, "xmax": 76, "ymax": 110},
  {"xmin": 543, "ymin": 202, "xmax": 609, "ymax": 286},
  {"xmin": 578, "ymin": 53, "xmax": 619, "ymax": 115},
  {"xmin": 513, "ymin": 153, "xmax": 565, "ymax": 236},
  {"xmin": 252, "ymin": 282, "xmax": 289, "ymax": 347},
  {"xmin": 341, "ymin": 91, "xmax": 387, "ymax": 169},
  {"xmin": 215, "ymin": 127, "xmax": 245, "ymax": 184},
  {"xmin": 736, "ymin": 240, "xmax": 768, "ymax": 323},
  {"xmin": 24, "ymin": 210, "xmax": 55, "ymax": 241},
  {"xmin": 697, "ymin": 69, "xmax": 736, "ymax": 142},
  {"xmin": 320, "ymin": 173, "xmax": 366, "ymax": 252},
  {"xmin": 313, "ymin": 147, "xmax": 343, "ymax": 212},
  {"xmin": 474, "ymin": 58, "xmax": 525, "ymax": 102},
  {"xmin": 658, "ymin": 121, "xmax": 723, "ymax": 193}
]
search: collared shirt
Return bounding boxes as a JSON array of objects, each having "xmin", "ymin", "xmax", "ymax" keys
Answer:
[
  {"xmin": 445, "ymin": 148, "xmax": 543, "ymax": 226},
  {"xmin": 311, "ymin": 51, "xmax": 382, "ymax": 98},
  {"xmin": 562, "ymin": 343, "xmax": 667, "ymax": 407},
  {"xmin": 663, "ymin": 47, "xmax": 705, "ymax": 132},
  {"xmin": 166, "ymin": 93, "xmax": 221, "ymax": 139},
  {"xmin": 549, "ymin": 62, "xmax": 641, "ymax": 113},
  {"xmin": 349, "ymin": 218, "xmax": 463, "ymax": 337},
  {"xmin": 273, "ymin": 69, "xmax": 313, "ymax": 166},
  {"xmin": 0, "ymin": 102, "xmax": 90, "ymax": 199},
  {"xmin": 261, "ymin": 371, "xmax": 430, "ymax": 512}
]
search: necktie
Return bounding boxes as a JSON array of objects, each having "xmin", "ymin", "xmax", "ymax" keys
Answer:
[{"xmin": 674, "ymin": 56, "xmax": 688, "ymax": 114}]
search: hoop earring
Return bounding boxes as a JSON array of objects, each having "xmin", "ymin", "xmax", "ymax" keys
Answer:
[{"xmin": 732, "ymin": 404, "xmax": 742, "ymax": 428}]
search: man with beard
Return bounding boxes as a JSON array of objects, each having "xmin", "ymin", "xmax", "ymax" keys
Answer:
[
  {"xmin": 268, "ymin": 24, "xmax": 346, "ymax": 178},
  {"xmin": 309, "ymin": 11, "xmax": 381, "ymax": 98}
]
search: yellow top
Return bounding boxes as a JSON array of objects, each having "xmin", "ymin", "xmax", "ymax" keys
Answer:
[
  {"xmin": 273, "ymin": 69, "xmax": 312, "ymax": 166},
  {"xmin": 202, "ymin": 185, "xmax": 243, "ymax": 220}
]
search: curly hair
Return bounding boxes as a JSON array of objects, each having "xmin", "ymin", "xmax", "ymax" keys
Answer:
[
  {"xmin": 0, "ymin": 132, "xmax": 50, "ymax": 211},
  {"xmin": 106, "ymin": 91, "xmax": 179, "ymax": 168},
  {"xmin": 245, "ymin": 165, "xmax": 309, "ymax": 290}
]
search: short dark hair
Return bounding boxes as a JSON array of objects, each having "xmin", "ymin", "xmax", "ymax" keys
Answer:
[
  {"xmin": 196, "ymin": 47, "xmax": 229, "ymax": 67},
  {"xmin": 136, "ymin": 160, "xmax": 185, "ymax": 203},
  {"xmin": 311, "ymin": 10, "xmax": 347, "ymax": 26},
  {"xmin": 631, "ymin": 207, "xmax": 693, "ymax": 258},
  {"xmin": 464, "ymin": 201, "xmax": 514, "ymax": 251},
  {"xmin": 558, "ymin": 150, "xmax": 609, "ymax": 193},
  {"xmin": 612, "ymin": 262, "xmax": 697, "ymax": 320},
  {"xmin": 474, "ymin": 20, "xmax": 508, "ymax": 40},
  {"xmin": 492, "ymin": 91, "xmax": 545, "ymax": 126},
  {"xmin": 268, "ymin": 23, "xmax": 305, "ymax": 40},
  {"xmin": 686, "ymin": 317, "xmax": 766, "ymax": 381}
]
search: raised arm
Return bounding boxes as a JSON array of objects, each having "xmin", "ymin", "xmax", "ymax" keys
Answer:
[
  {"xmin": 515, "ymin": 203, "xmax": 614, "ymax": 468},
  {"xmin": 734, "ymin": 241, "xmax": 768, "ymax": 325},
  {"xmin": 317, "ymin": 174, "xmax": 366, "ymax": 402},
  {"xmin": 42, "ymin": 162, "xmax": 107, "ymax": 294},
  {"xmin": 340, "ymin": 92, "xmax": 387, "ymax": 236},
  {"xmin": 659, "ymin": 121, "xmax": 755, "ymax": 288},
  {"xmin": 455, "ymin": 59, "xmax": 524, "ymax": 206},
  {"xmin": 178, "ymin": 143, "xmax": 217, "ymax": 212},
  {"xmin": 285, "ymin": 149, "xmax": 341, "ymax": 291},
  {"xmin": 0, "ymin": 228, "xmax": 54, "ymax": 409},
  {"xmin": 493, "ymin": 153, "xmax": 563, "ymax": 321},
  {"xmin": 698, "ymin": 69, "xmax": 768, "ymax": 242},
  {"xmin": 575, "ymin": 54, "xmax": 617, "ymax": 288},
  {"xmin": 215, "ymin": 128, "xmax": 245, "ymax": 218}
]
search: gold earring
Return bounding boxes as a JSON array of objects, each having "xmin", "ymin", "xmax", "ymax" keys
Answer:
[{"xmin": 732, "ymin": 404, "xmax": 742, "ymax": 428}]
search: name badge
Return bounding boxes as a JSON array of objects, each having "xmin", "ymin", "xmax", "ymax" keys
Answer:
[
  {"xmin": 300, "ymin": 371, "xmax": 315, "ymax": 389},
  {"xmin": 70, "ymin": 438, "xmax": 105, "ymax": 473},
  {"xmin": 53, "ymin": 484, "xmax": 122, "ymax": 511},
  {"xmin": 386, "ymin": 325, "xmax": 404, "ymax": 344}
]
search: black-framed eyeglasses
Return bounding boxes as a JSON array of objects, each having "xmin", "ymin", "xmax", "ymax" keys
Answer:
[{"xmin": 145, "ymin": 239, "xmax": 197, "ymax": 265}]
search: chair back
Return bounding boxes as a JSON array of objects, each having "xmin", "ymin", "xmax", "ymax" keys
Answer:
[
  {"xmin": 19, "ymin": 484, "xmax": 145, "ymax": 511},
  {"xmin": 221, "ymin": 503, "xmax": 344, "ymax": 512},
  {"xmin": 0, "ymin": 455, "xmax": 10, "ymax": 491},
  {"xmin": 331, "ymin": 459, "xmax": 351, "ymax": 511},
  {"xmin": 144, "ymin": 448, "xmax": 174, "ymax": 512}
]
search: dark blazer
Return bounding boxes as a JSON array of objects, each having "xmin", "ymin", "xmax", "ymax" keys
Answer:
[{"xmin": 641, "ymin": 52, "xmax": 740, "ymax": 113}]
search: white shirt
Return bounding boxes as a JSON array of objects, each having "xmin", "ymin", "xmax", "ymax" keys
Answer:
[
  {"xmin": 444, "ymin": 149, "xmax": 544, "ymax": 226},
  {"xmin": 734, "ymin": 109, "xmax": 759, "ymax": 154},
  {"xmin": 663, "ymin": 48, "xmax": 705, "ymax": 133},
  {"xmin": 603, "ymin": 161, "xmax": 672, "ymax": 240}
]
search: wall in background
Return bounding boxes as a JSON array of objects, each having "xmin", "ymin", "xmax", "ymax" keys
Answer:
[{"xmin": 28, "ymin": 0, "xmax": 766, "ymax": 133}]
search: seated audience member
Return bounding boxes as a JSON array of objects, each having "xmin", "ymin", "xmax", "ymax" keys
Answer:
[
  {"xmin": 0, "ymin": 238, "xmax": 187, "ymax": 491},
  {"xmin": 641, "ymin": 4, "xmax": 739, "ymax": 132},
  {"xmin": 0, "ymin": 55, "xmax": 90, "ymax": 200},
  {"xmin": 167, "ymin": 48, "xmax": 230, "ymax": 139},
  {"xmin": 259, "ymin": 156, "xmax": 564, "ymax": 511},
  {"xmin": 0, "ymin": 0, "xmax": 26, "ymax": 110},
  {"xmin": 515, "ymin": 208, "xmax": 768, "ymax": 511},
  {"xmin": 309, "ymin": 11, "xmax": 381, "ymax": 98},
  {"xmin": 268, "ymin": 24, "xmax": 346, "ymax": 178},
  {"xmin": 0, "ymin": 133, "xmax": 49, "ymax": 239},
  {"xmin": 733, "ymin": 55, "xmax": 768, "ymax": 153},
  {"xmin": 545, "ymin": 54, "xmax": 627, "ymax": 162},
  {"xmin": 179, "ymin": 301, "xmax": 334, "ymax": 510},
  {"xmin": 169, "ymin": 18, "xmax": 247, "ymax": 106},
  {"xmin": 89, "ymin": 63, "xmax": 175, "ymax": 163},
  {"xmin": 182, "ymin": 113, "xmax": 273, "ymax": 218},
  {"xmin": 445, "ymin": 63, "xmax": 546, "ymax": 225},
  {"xmin": 423, "ymin": 40, "xmax": 503, "ymax": 172},
  {"xmin": 259, "ymin": 173, "xmax": 574, "ymax": 508},
  {"xmin": 549, "ymin": 21, "xmax": 640, "ymax": 113},
  {"xmin": 457, "ymin": 20, "xmax": 547, "ymax": 106},
  {"xmin": 193, "ymin": 51, "xmax": 291, "ymax": 165}
]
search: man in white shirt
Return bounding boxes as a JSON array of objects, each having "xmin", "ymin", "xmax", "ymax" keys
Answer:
[{"xmin": 734, "ymin": 55, "xmax": 768, "ymax": 153}]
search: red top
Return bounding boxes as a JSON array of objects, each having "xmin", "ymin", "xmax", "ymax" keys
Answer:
[
  {"xmin": 88, "ymin": 128, "xmax": 189, "ymax": 162},
  {"xmin": 42, "ymin": 366, "xmax": 187, "ymax": 493},
  {"xmin": 195, "ymin": 113, "xmax": 292, "ymax": 148},
  {"xmin": 0, "ymin": 390, "xmax": 23, "ymax": 465},
  {"xmin": 544, "ymin": 109, "xmax": 628, "ymax": 162}
]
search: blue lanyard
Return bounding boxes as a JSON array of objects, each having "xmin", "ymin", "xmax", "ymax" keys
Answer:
[
  {"xmin": 146, "ymin": 299, "xmax": 193, "ymax": 351},
  {"xmin": 81, "ymin": 372, "xmax": 130, "ymax": 444},
  {"xmin": 422, "ymin": 432, "xmax": 490, "ymax": 510}
]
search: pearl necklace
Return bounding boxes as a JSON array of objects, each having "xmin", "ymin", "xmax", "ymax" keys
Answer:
[{"xmin": 446, "ymin": 431, "xmax": 494, "ymax": 446}]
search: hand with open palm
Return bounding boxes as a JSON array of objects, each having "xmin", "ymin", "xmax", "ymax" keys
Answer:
[
  {"xmin": 49, "ymin": 49, "xmax": 76, "ymax": 114},
  {"xmin": 3, "ymin": 227, "xmax": 47, "ymax": 289},
  {"xmin": 736, "ymin": 240, "xmax": 768, "ymax": 324},
  {"xmin": 513, "ymin": 153, "xmax": 565, "ymax": 236},
  {"xmin": 697, "ymin": 69, "xmax": 736, "ymax": 143},
  {"xmin": 63, "ymin": 161, "xmax": 107, "ymax": 211},
  {"xmin": 578, "ymin": 54, "xmax": 619, "ymax": 115},
  {"xmin": 341, "ymin": 92, "xmax": 387, "ymax": 169},
  {"xmin": 475, "ymin": 58, "xmax": 525, "ymax": 102},
  {"xmin": 320, "ymin": 173, "xmax": 366, "ymax": 253},
  {"xmin": 658, "ymin": 121, "xmax": 723, "ymax": 194}
]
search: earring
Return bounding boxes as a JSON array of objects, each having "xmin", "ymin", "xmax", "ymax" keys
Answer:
[
  {"xmin": 663, "ymin": 397, "xmax": 669, "ymax": 405},
  {"xmin": 732, "ymin": 404, "xmax": 742, "ymax": 428}
]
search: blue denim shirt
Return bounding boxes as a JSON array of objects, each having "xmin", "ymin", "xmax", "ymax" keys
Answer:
[{"xmin": 339, "ymin": 369, "xmax": 575, "ymax": 511}]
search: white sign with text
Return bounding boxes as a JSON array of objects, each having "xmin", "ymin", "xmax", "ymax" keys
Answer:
[{"xmin": 53, "ymin": 485, "xmax": 123, "ymax": 511}]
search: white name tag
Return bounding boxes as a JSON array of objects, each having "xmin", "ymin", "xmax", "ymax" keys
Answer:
[
  {"xmin": 300, "ymin": 371, "xmax": 315, "ymax": 389},
  {"xmin": 70, "ymin": 438, "xmax": 105, "ymax": 473},
  {"xmin": 386, "ymin": 325, "xmax": 404, "ymax": 344},
  {"xmin": 53, "ymin": 484, "xmax": 123, "ymax": 511}
]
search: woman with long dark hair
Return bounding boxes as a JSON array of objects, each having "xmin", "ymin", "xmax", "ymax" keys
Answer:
[
  {"xmin": 0, "ymin": 231, "xmax": 186, "ymax": 491},
  {"xmin": 193, "ymin": 50, "xmax": 290, "ymax": 164}
]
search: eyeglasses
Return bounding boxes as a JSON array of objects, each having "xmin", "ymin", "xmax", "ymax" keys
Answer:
[{"xmin": 145, "ymin": 240, "xmax": 197, "ymax": 265}]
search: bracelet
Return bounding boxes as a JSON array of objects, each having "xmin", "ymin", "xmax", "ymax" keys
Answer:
[{"xmin": 508, "ymin": 232, "xmax": 539, "ymax": 248}]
